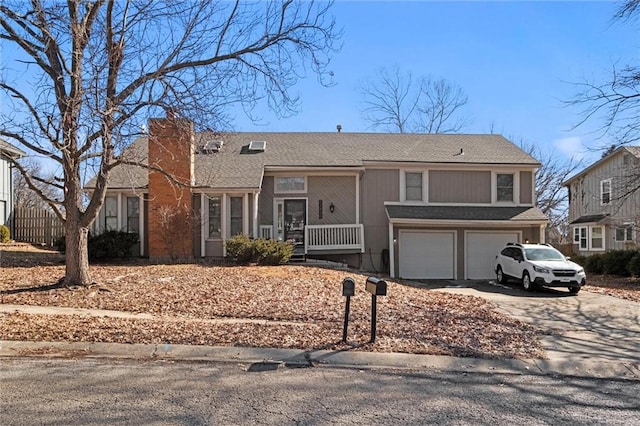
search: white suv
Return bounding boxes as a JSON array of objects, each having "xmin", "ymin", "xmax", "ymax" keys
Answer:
[{"xmin": 494, "ymin": 243, "xmax": 586, "ymax": 294}]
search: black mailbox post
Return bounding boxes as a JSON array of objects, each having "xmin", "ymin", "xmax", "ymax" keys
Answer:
[
  {"xmin": 365, "ymin": 276, "xmax": 387, "ymax": 342},
  {"xmin": 341, "ymin": 277, "xmax": 356, "ymax": 343}
]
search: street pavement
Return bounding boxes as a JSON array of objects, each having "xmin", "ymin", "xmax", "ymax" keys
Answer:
[{"xmin": 2, "ymin": 357, "xmax": 639, "ymax": 425}]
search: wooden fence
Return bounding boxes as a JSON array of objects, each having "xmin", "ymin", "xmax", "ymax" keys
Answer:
[{"xmin": 13, "ymin": 207, "xmax": 64, "ymax": 246}]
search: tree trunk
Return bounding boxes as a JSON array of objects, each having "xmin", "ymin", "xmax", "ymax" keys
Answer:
[{"xmin": 64, "ymin": 220, "xmax": 91, "ymax": 286}]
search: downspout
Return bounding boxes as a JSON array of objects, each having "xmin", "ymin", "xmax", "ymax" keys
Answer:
[
  {"xmin": 253, "ymin": 191, "xmax": 259, "ymax": 238},
  {"xmin": 388, "ymin": 221, "xmax": 395, "ymax": 278}
]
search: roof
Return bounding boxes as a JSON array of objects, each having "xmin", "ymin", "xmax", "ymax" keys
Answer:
[
  {"xmin": 0, "ymin": 139, "xmax": 26, "ymax": 158},
  {"xmin": 94, "ymin": 132, "xmax": 540, "ymax": 190},
  {"xmin": 385, "ymin": 205, "xmax": 548, "ymax": 222},
  {"xmin": 563, "ymin": 145, "xmax": 640, "ymax": 186},
  {"xmin": 569, "ymin": 214, "xmax": 610, "ymax": 225}
]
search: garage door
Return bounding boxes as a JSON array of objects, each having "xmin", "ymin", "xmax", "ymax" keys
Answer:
[
  {"xmin": 399, "ymin": 230, "xmax": 455, "ymax": 279},
  {"xmin": 465, "ymin": 231, "xmax": 520, "ymax": 279}
]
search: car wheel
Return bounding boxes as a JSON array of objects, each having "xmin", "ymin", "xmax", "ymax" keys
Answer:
[
  {"xmin": 568, "ymin": 286, "xmax": 581, "ymax": 295},
  {"xmin": 522, "ymin": 271, "xmax": 534, "ymax": 292},
  {"xmin": 496, "ymin": 266, "xmax": 506, "ymax": 284}
]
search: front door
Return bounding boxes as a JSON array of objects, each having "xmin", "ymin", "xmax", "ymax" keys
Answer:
[{"xmin": 284, "ymin": 199, "xmax": 306, "ymax": 254}]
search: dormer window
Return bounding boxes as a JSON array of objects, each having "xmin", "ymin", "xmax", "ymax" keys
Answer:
[{"xmin": 600, "ymin": 179, "xmax": 611, "ymax": 205}]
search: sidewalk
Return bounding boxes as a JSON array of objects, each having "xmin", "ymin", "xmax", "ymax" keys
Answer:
[{"xmin": 1, "ymin": 304, "xmax": 639, "ymax": 379}]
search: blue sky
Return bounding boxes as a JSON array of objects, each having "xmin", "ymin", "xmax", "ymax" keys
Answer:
[{"xmin": 232, "ymin": 1, "xmax": 639, "ymax": 163}]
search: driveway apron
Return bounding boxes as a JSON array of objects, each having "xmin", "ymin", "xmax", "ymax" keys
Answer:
[{"xmin": 423, "ymin": 280, "xmax": 640, "ymax": 366}]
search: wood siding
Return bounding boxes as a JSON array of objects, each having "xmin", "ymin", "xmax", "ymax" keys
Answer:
[
  {"xmin": 259, "ymin": 175, "xmax": 357, "ymax": 226},
  {"xmin": 569, "ymin": 151, "xmax": 639, "ymax": 224},
  {"xmin": 360, "ymin": 169, "xmax": 399, "ymax": 272},
  {"xmin": 429, "ymin": 170, "xmax": 491, "ymax": 203},
  {"xmin": 519, "ymin": 171, "xmax": 533, "ymax": 204},
  {"xmin": 568, "ymin": 151, "xmax": 639, "ymax": 252},
  {"xmin": 0, "ymin": 155, "xmax": 11, "ymax": 228}
]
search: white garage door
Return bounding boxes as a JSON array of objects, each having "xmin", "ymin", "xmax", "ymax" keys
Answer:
[
  {"xmin": 399, "ymin": 230, "xmax": 455, "ymax": 279},
  {"xmin": 465, "ymin": 232, "xmax": 520, "ymax": 279}
]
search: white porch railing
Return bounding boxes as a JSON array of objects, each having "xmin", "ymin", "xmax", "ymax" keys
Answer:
[{"xmin": 304, "ymin": 224, "xmax": 365, "ymax": 253}]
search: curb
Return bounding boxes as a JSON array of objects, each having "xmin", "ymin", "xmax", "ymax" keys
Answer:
[{"xmin": 2, "ymin": 340, "xmax": 639, "ymax": 379}]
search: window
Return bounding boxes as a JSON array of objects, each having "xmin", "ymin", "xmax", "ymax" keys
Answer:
[
  {"xmin": 104, "ymin": 196, "xmax": 118, "ymax": 230},
  {"xmin": 600, "ymin": 179, "xmax": 611, "ymax": 205},
  {"xmin": 208, "ymin": 197, "xmax": 221, "ymax": 238},
  {"xmin": 275, "ymin": 177, "xmax": 306, "ymax": 193},
  {"xmin": 615, "ymin": 224, "xmax": 634, "ymax": 242},
  {"xmin": 405, "ymin": 172, "xmax": 423, "ymax": 201},
  {"xmin": 230, "ymin": 197, "xmax": 243, "ymax": 236},
  {"xmin": 579, "ymin": 227, "xmax": 588, "ymax": 250},
  {"xmin": 591, "ymin": 226, "xmax": 604, "ymax": 250},
  {"xmin": 496, "ymin": 174, "xmax": 514, "ymax": 202},
  {"xmin": 573, "ymin": 227, "xmax": 581, "ymax": 244},
  {"xmin": 126, "ymin": 197, "xmax": 139, "ymax": 233}
]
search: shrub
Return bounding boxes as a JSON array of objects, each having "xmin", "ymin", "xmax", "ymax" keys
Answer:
[
  {"xmin": 53, "ymin": 235, "xmax": 66, "ymax": 252},
  {"xmin": 629, "ymin": 254, "xmax": 640, "ymax": 277},
  {"xmin": 601, "ymin": 249, "xmax": 639, "ymax": 276},
  {"xmin": 568, "ymin": 254, "xmax": 587, "ymax": 267},
  {"xmin": 253, "ymin": 238, "xmax": 294, "ymax": 265},
  {"xmin": 225, "ymin": 234, "xmax": 255, "ymax": 264},
  {"xmin": 0, "ymin": 225, "xmax": 10, "ymax": 243},
  {"xmin": 225, "ymin": 235, "xmax": 294, "ymax": 265},
  {"xmin": 583, "ymin": 253, "xmax": 604, "ymax": 274},
  {"xmin": 88, "ymin": 231, "xmax": 139, "ymax": 261}
]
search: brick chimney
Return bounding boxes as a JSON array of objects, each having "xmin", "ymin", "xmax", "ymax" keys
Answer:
[{"xmin": 147, "ymin": 112, "xmax": 195, "ymax": 259}]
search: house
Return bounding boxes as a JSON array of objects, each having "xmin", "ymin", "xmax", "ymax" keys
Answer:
[
  {"xmin": 0, "ymin": 139, "xmax": 26, "ymax": 236},
  {"xmin": 88, "ymin": 114, "xmax": 548, "ymax": 279},
  {"xmin": 563, "ymin": 146, "xmax": 640, "ymax": 255}
]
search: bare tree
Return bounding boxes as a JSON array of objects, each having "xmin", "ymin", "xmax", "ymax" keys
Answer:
[
  {"xmin": 360, "ymin": 66, "xmax": 469, "ymax": 133},
  {"xmin": 520, "ymin": 142, "xmax": 582, "ymax": 244},
  {"xmin": 568, "ymin": 0, "xmax": 639, "ymax": 196},
  {"xmin": 0, "ymin": 0, "xmax": 340, "ymax": 286},
  {"xmin": 13, "ymin": 158, "xmax": 60, "ymax": 210}
]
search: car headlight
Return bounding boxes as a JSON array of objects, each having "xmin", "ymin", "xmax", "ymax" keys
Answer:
[
  {"xmin": 576, "ymin": 268, "xmax": 584, "ymax": 274},
  {"xmin": 533, "ymin": 265, "xmax": 551, "ymax": 274}
]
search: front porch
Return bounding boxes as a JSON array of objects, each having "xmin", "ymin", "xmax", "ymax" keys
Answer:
[{"xmin": 304, "ymin": 224, "xmax": 365, "ymax": 254}]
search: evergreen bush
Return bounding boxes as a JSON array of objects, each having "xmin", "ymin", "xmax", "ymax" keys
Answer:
[
  {"xmin": 225, "ymin": 235, "xmax": 294, "ymax": 265},
  {"xmin": 601, "ymin": 249, "xmax": 639, "ymax": 276},
  {"xmin": 583, "ymin": 253, "xmax": 604, "ymax": 274},
  {"xmin": 224, "ymin": 234, "xmax": 255, "ymax": 263},
  {"xmin": 88, "ymin": 231, "xmax": 138, "ymax": 261},
  {"xmin": 0, "ymin": 225, "xmax": 10, "ymax": 243}
]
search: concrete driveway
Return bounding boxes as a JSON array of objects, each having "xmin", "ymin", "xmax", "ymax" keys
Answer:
[{"xmin": 415, "ymin": 279, "xmax": 640, "ymax": 370}]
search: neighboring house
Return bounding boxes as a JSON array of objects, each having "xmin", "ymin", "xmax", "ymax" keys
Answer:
[
  {"xmin": 87, "ymin": 114, "xmax": 548, "ymax": 279},
  {"xmin": 0, "ymin": 139, "xmax": 26, "ymax": 236},
  {"xmin": 563, "ymin": 146, "xmax": 640, "ymax": 255}
]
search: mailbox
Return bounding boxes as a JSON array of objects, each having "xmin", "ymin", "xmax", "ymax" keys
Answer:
[
  {"xmin": 342, "ymin": 277, "xmax": 356, "ymax": 297},
  {"xmin": 365, "ymin": 276, "xmax": 387, "ymax": 296}
]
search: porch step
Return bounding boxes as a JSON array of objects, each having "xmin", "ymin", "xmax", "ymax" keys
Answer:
[{"xmin": 289, "ymin": 253, "xmax": 306, "ymax": 263}]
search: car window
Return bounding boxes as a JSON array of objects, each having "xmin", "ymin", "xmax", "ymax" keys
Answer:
[
  {"xmin": 513, "ymin": 249, "xmax": 523, "ymax": 261},
  {"xmin": 524, "ymin": 248, "xmax": 565, "ymax": 261},
  {"xmin": 500, "ymin": 248, "xmax": 511, "ymax": 257}
]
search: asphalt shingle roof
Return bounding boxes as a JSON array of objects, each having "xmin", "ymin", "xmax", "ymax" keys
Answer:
[
  {"xmin": 385, "ymin": 205, "xmax": 548, "ymax": 222},
  {"xmin": 569, "ymin": 214, "xmax": 610, "ymax": 225},
  {"xmin": 92, "ymin": 132, "xmax": 540, "ymax": 190}
]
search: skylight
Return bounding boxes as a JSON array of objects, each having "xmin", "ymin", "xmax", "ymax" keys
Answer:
[{"xmin": 248, "ymin": 140, "xmax": 266, "ymax": 152}]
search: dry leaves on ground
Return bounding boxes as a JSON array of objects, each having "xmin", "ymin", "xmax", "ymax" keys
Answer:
[
  {"xmin": 1, "ymin": 261, "xmax": 543, "ymax": 359},
  {"xmin": 584, "ymin": 275, "xmax": 640, "ymax": 303}
]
